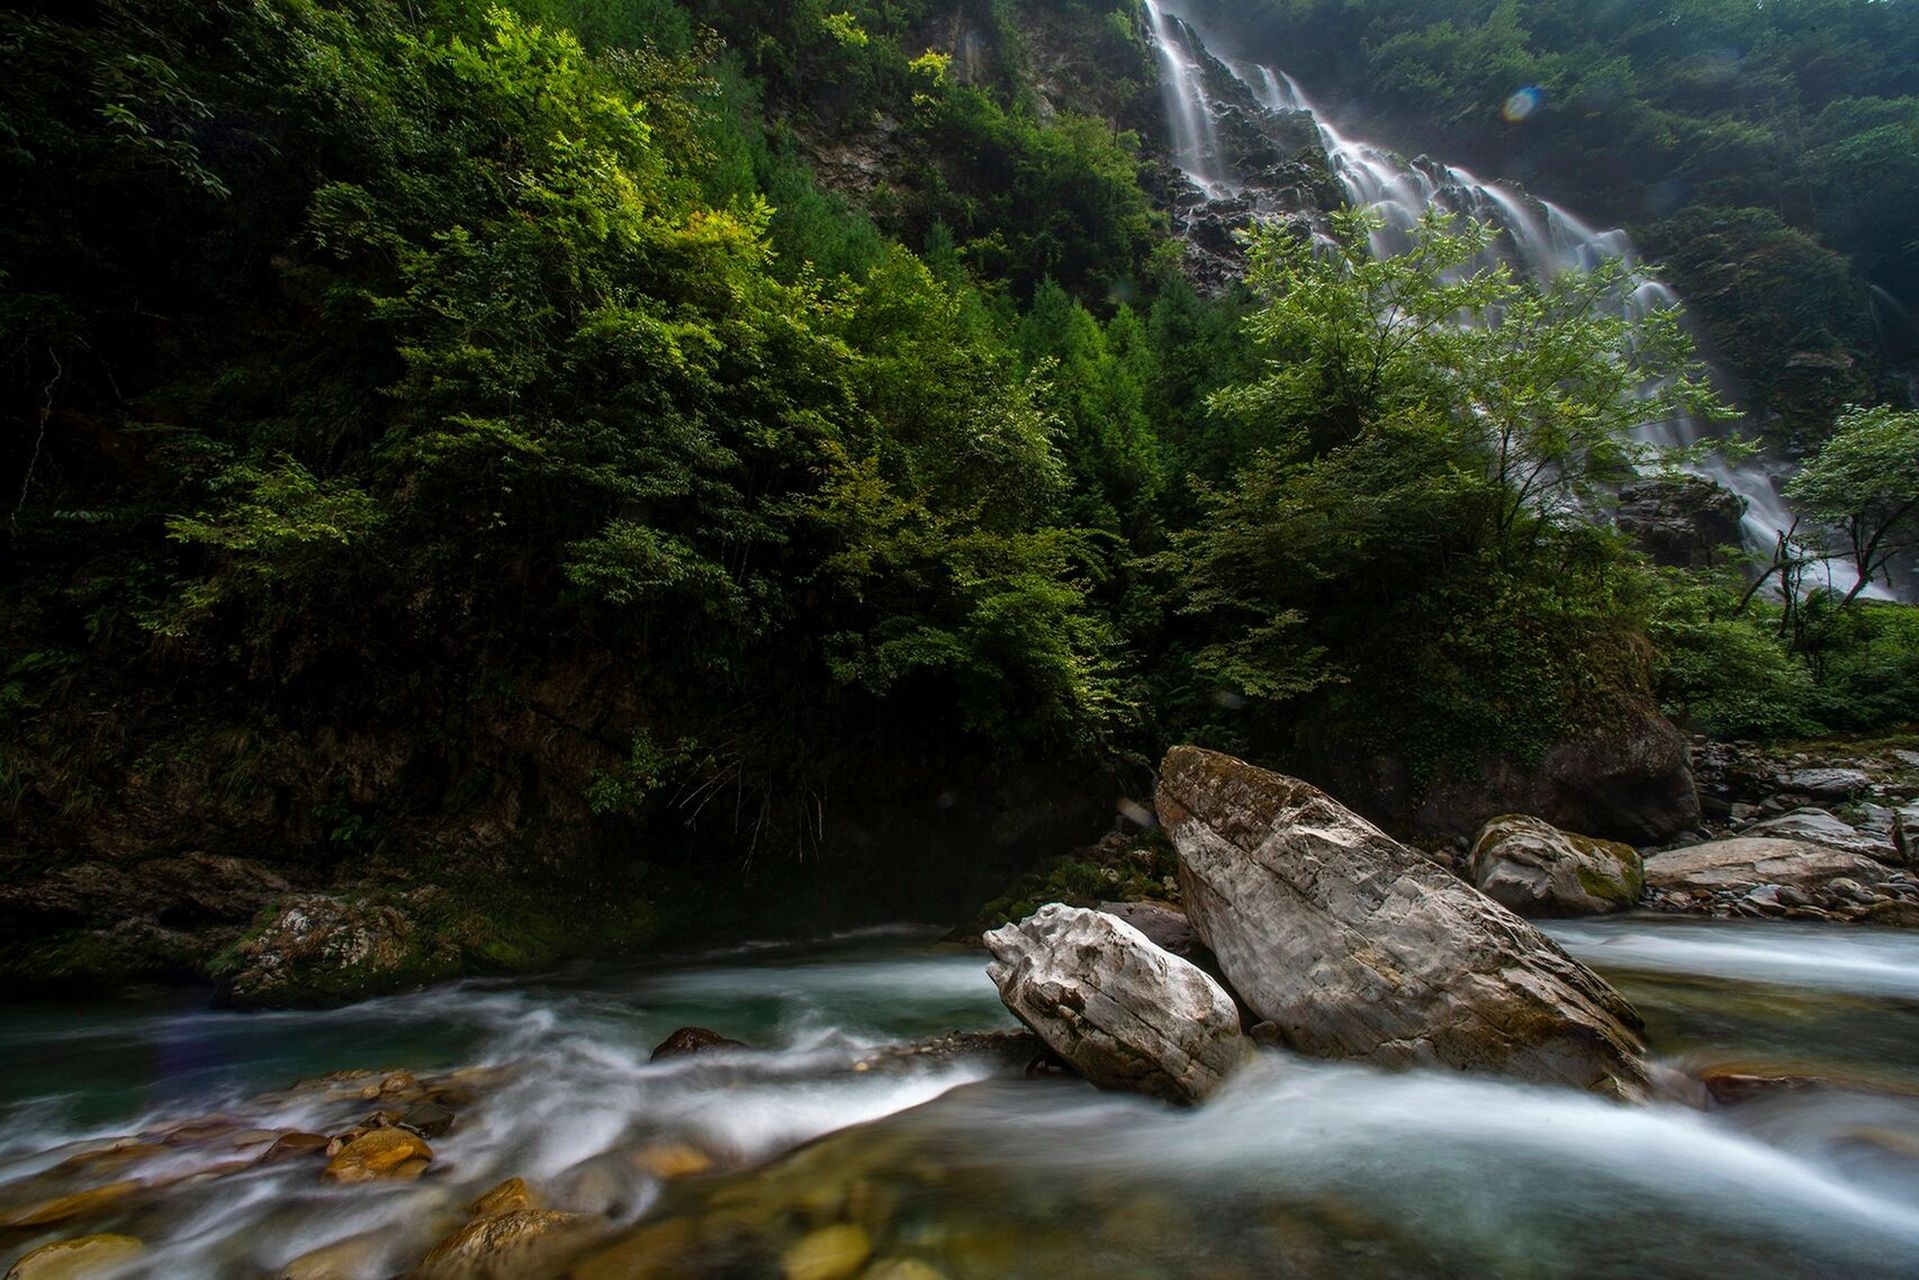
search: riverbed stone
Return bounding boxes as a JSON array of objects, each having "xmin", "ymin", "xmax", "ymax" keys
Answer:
[
  {"xmin": 469, "ymin": 1178, "xmax": 538, "ymax": 1217},
  {"xmin": 1643, "ymin": 837, "xmax": 1893, "ymax": 895},
  {"xmin": 0, "ymin": 1182, "xmax": 142, "ymax": 1229},
  {"xmin": 1468, "ymin": 815, "xmax": 1645, "ymax": 916},
  {"xmin": 1778, "ymin": 768, "xmax": 1873, "ymax": 798},
  {"xmin": 649, "ymin": 1026, "xmax": 747, "ymax": 1061},
  {"xmin": 780, "ymin": 1224, "xmax": 872, "ymax": 1280},
  {"xmin": 4, "ymin": 1234, "xmax": 144, "ymax": 1280},
  {"xmin": 984, "ymin": 903, "xmax": 1251, "ymax": 1104},
  {"xmin": 409, "ymin": 1208, "xmax": 584, "ymax": 1278},
  {"xmin": 320, "ymin": 1128, "xmax": 432, "ymax": 1182},
  {"xmin": 1158, "ymin": 746, "xmax": 1650, "ymax": 1097},
  {"xmin": 1741, "ymin": 808, "xmax": 1895, "ymax": 860}
]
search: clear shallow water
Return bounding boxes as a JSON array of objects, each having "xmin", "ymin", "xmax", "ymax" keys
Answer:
[{"xmin": 0, "ymin": 918, "xmax": 1917, "ymax": 1277}]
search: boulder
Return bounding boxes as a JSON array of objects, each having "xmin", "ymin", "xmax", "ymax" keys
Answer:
[
  {"xmin": 983, "ymin": 904, "xmax": 1250, "ymax": 1104},
  {"xmin": 1644, "ymin": 837, "xmax": 1895, "ymax": 895},
  {"xmin": 1414, "ymin": 711, "xmax": 1701, "ymax": 843},
  {"xmin": 1741, "ymin": 808, "xmax": 1895, "ymax": 860},
  {"xmin": 1468, "ymin": 815, "xmax": 1644, "ymax": 916},
  {"xmin": 1158, "ymin": 747, "xmax": 1649, "ymax": 1098},
  {"xmin": 1777, "ymin": 768, "xmax": 1873, "ymax": 799}
]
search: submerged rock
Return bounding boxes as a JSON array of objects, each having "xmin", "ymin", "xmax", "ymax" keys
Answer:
[
  {"xmin": 1158, "ymin": 747, "xmax": 1649, "ymax": 1097},
  {"xmin": 408, "ymin": 1208, "xmax": 584, "ymax": 1279},
  {"xmin": 984, "ymin": 904, "xmax": 1250, "ymax": 1104},
  {"xmin": 780, "ymin": 1224, "xmax": 872, "ymax": 1280},
  {"xmin": 3, "ymin": 1234, "xmax": 143, "ymax": 1280},
  {"xmin": 649, "ymin": 1027, "xmax": 747, "ymax": 1061},
  {"xmin": 320, "ymin": 1128, "xmax": 432, "ymax": 1182},
  {"xmin": 1469, "ymin": 815, "xmax": 1644, "ymax": 916}
]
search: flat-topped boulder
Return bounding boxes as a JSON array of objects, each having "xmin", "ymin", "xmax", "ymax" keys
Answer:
[
  {"xmin": 1738, "ymin": 809, "xmax": 1896, "ymax": 861},
  {"xmin": 984, "ymin": 903, "xmax": 1250, "ymax": 1104},
  {"xmin": 1157, "ymin": 747, "xmax": 1649, "ymax": 1098},
  {"xmin": 1469, "ymin": 815, "xmax": 1644, "ymax": 917},
  {"xmin": 1644, "ymin": 837, "xmax": 1894, "ymax": 895}
]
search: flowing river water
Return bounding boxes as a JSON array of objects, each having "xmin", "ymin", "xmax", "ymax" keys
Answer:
[{"xmin": 3, "ymin": 918, "xmax": 1919, "ymax": 1277}]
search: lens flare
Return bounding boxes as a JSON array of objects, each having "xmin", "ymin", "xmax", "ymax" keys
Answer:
[{"xmin": 1503, "ymin": 86, "xmax": 1542, "ymax": 123}]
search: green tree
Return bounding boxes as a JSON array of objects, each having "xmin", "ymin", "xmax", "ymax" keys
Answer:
[
  {"xmin": 1785, "ymin": 404, "xmax": 1919, "ymax": 607},
  {"xmin": 1174, "ymin": 209, "xmax": 1716, "ymax": 769}
]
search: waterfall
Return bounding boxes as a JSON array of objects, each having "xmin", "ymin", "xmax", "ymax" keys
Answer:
[
  {"xmin": 1142, "ymin": 9, "xmax": 1889, "ymax": 597},
  {"xmin": 1142, "ymin": 0, "xmax": 1234, "ymax": 196}
]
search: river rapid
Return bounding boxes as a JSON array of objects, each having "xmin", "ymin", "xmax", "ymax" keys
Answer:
[{"xmin": 3, "ymin": 918, "xmax": 1919, "ymax": 1278}]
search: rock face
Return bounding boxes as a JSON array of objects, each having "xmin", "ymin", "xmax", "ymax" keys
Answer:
[
  {"xmin": 1411, "ymin": 711, "xmax": 1701, "ymax": 843},
  {"xmin": 983, "ymin": 904, "xmax": 1249, "ymax": 1104},
  {"xmin": 1324, "ymin": 706, "xmax": 1702, "ymax": 844},
  {"xmin": 1614, "ymin": 476, "xmax": 1747, "ymax": 568},
  {"xmin": 1469, "ymin": 815, "xmax": 1645, "ymax": 917},
  {"xmin": 1644, "ymin": 837, "xmax": 1894, "ymax": 894},
  {"xmin": 220, "ymin": 893, "xmax": 453, "ymax": 1009},
  {"xmin": 1158, "ymin": 747, "xmax": 1650, "ymax": 1097}
]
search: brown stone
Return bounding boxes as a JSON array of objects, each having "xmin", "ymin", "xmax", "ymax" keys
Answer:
[
  {"xmin": 408, "ymin": 1209, "xmax": 583, "ymax": 1278},
  {"xmin": 469, "ymin": 1177, "xmax": 538, "ymax": 1217},
  {"xmin": 258, "ymin": 1132, "xmax": 330, "ymax": 1164},
  {"xmin": 0, "ymin": 1182, "xmax": 142, "ymax": 1229},
  {"xmin": 3, "ymin": 1233, "xmax": 143, "ymax": 1279},
  {"xmin": 648, "ymin": 1026, "xmax": 746, "ymax": 1061},
  {"xmin": 630, "ymin": 1144, "xmax": 713, "ymax": 1180},
  {"xmin": 569, "ymin": 1218, "xmax": 700, "ymax": 1280},
  {"xmin": 320, "ymin": 1129, "xmax": 433, "ymax": 1183}
]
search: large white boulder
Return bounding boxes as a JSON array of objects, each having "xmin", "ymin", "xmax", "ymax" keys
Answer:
[
  {"xmin": 1157, "ymin": 747, "xmax": 1650, "ymax": 1098},
  {"xmin": 984, "ymin": 903, "xmax": 1249, "ymax": 1104}
]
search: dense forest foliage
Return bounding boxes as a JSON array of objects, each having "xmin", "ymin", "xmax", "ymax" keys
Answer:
[{"xmin": 1, "ymin": 0, "xmax": 1915, "ymax": 924}]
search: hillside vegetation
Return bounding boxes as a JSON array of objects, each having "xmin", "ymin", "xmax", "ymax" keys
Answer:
[{"xmin": 1, "ymin": 0, "xmax": 1915, "ymax": 979}]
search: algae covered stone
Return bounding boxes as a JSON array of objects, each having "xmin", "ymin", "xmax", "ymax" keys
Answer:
[{"xmin": 1470, "ymin": 814, "xmax": 1644, "ymax": 916}]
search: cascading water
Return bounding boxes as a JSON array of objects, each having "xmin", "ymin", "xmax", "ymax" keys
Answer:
[
  {"xmin": 1144, "ymin": 8, "xmax": 1891, "ymax": 597},
  {"xmin": 1245, "ymin": 67, "xmax": 1813, "ymax": 566},
  {"xmin": 1141, "ymin": 0, "xmax": 1233, "ymax": 196}
]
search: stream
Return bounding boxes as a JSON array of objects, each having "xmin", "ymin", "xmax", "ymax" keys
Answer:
[{"xmin": 3, "ymin": 917, "xmax": 1919, "ymax": 1277}]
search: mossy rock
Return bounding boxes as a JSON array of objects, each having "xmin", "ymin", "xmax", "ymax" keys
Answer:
[{"xmin": 1469, "ymin": 814, "xmax": 1644, "ymax": 917}]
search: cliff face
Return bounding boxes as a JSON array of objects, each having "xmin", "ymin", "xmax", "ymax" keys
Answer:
[{"xmin": 788, "ymin": 0, "xmax": 1342, "ymax": 293}]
